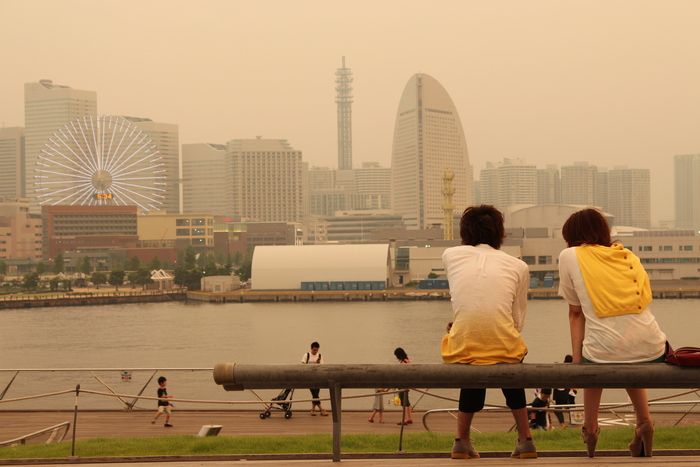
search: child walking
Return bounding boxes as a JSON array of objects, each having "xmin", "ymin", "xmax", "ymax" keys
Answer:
[
  {"xmin": 368, "ymin": 388, "xmax": 388, "ymax": 423},
  {"xmin": 152, "ymin": 376, "xmax": 173, "ymax": 427}
]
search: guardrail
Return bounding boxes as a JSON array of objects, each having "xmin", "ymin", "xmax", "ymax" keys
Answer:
[{"xmin": 213, "ymin": 362, "xmax": 700, "ymax": 462}]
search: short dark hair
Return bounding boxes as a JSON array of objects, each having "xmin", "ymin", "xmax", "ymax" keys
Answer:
[
  {"xmin": 394, "ymin": 347, "xmax": 408, "ymax": 361},
  {"xmin": 310, "ymin": 342, "xmax": 320, "ymax": 349},
  {"xmin": 540, "ymin": 388, "xmax": 552, "ymax": 395},
  {"xmin": 158, "ymin": 376, "xmax": 166, "ymax": 385},
  {"xmin": 564, "ymin": 354, "xmax": 573, "ymax": 363},
  {"xmin": 459, "ymin": 205, "xmax": 505, "ymax": 249},
  {"xmin": 562, "ymin": 208, "xmax": 612, "ymax": 248}
]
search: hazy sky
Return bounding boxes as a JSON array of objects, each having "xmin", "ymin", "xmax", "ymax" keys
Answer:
[{"xmin": 2, "ymin": 0, "xmax": 699, "ymax": 223}]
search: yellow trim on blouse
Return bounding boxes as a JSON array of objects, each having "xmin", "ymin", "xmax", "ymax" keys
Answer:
[{"xmin": 575, "ymin": 243, "xmax": 652, "ymax": 318}]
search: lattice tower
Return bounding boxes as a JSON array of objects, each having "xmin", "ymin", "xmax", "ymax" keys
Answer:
[{"xmin": 335, "ymin": 56, "xmax": 353, "ymax": 170}]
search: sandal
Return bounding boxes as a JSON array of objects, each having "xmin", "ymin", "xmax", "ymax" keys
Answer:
[
  {"xmin": 368, "ymin": 418, "xmax": 374, "ymax": 423},
  {"xmin": 310, "ymin": 410, "xmax": 317, "ymax": 416}
]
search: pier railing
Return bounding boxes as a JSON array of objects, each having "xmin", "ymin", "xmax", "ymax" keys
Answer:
[{"xmin": 213, "ymin": 362, "xmax": 700, "ymax": 462}]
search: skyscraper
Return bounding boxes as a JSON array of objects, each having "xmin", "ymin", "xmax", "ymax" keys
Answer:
[
  {"xmin": 336, "ymin": 57, "xmax": 353, "ymax": 170},
  {"xmin": 24, "ymin": 79, "xmax": 97, "ymax": 209},
  {"xmin": 182, "ymin": 143, "xmax": 227, "ymax": 215},
  {"xmin": 225, "ymin": 137, "xmax": 304, "ymax": 222},
  {"xmin": 675, "ymin": 154, "xmax": 700, "ymax": 230},
  {"xmin": 122, "ymin": 117, "xmax": 181, "ymax": 214},
  {"xmin": 0, "ymin": 127, "xmax": 24, "ymax": 198},
  {"xmin": 560, "ymin": 162, "xmax": 598, "ymax": 206},
  {"xmin": 537, "ymin": 164, "xmax": 561, "ymax": 205},
  {"xmin": 497, "ymin": 158, "xmax": 537, "ymax": 209},
  {"xmin": 390, "ymin": 74, "xmax": 472, "ymax": 229},
  {"xmin": 608, "ymin": 167, "xmax": 650, "ymax": 229}
]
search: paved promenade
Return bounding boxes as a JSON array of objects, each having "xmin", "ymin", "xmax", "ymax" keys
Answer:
[{"xmin": 1, "ymin": 411, "xmax": 699, "ymax": 466}]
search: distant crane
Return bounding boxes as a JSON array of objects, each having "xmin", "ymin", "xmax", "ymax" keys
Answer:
[{"xmin": 442, "ymin": 166, "xmax": 455, "ymax": 241}]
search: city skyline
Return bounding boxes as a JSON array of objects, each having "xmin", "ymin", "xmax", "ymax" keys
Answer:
[{"xmin": 2, "ymin": 1, "xmax": 700, "ymax": 224}]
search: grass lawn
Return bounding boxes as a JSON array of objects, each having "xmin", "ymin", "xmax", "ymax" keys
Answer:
[{"xmin": 1, "ymin": 426, "xmax": 699, "ymax": 459}]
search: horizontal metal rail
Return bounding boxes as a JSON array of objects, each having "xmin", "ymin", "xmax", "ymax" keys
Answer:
[
  {"xmin": 213, "ymin": 362, "xmax": 700, "ymax": 462},
  {"xmin": 213, "ymin": 362, "xmax": 700, "ymax": 391}
]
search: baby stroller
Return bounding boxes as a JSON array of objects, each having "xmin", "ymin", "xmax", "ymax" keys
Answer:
[{"xmin": 260, "ymin": 388, "xmax": 294, "ymax": 419}]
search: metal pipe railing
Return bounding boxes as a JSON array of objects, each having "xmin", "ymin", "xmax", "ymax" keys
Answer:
[{"xmin": 213, "ymin": 362, "xmax": 700, "ymax": 462}]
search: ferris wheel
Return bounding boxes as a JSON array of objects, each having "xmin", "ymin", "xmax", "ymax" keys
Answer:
[{"xmin": 35, "ymin": 115, "xmax": 166, "ymax": 212}]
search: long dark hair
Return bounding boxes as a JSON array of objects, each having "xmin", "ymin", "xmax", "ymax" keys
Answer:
[
  {"xmin": 562, "ymin": 208, "xmax": 612, "ymax": 248},
  {"xmin": 394, "ymin": 347, "xmax": 408, "ymax": 362},
  {"xmin": 459, "ymin": 205, "xmax": 505, "ymax": 249}
]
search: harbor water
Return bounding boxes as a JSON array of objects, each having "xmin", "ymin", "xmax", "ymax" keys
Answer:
[{"xmin": 1, "ymin": 299, "xmax": 698, "ymax": 411}]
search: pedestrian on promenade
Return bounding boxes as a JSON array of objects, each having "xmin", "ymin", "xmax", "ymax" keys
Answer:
[
  {"xmin": 553, "ymin": 354, "xmax": 576, "ymax": 428},
  {"xmin": 529, "ymin": 388, "xmax": 551, "ymax": 431},
  {"xmin": 442, "ymin": 205, "xmax": 536, "ymax": 459},
  {"xmin": 368, "ymin": 388, "xmax": 388, "ymax": 423},
  {"xmin": 152, "ymin": 376, "xmax": 173, "ymax": 427},
  {"xmin": 394, "ymin": 347, "xmax": 413, "ymax": 425},
  {"xmin": 302, "ymin": 342, "xmax": 329, "ymax": 416},
  {"xmin": 559, "ymin": 208, "xmax": 667, "ymax": 458}
]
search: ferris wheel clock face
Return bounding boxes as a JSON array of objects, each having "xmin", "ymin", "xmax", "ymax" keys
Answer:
[{"xmin": 35, "ymin": 115, "xmax": 166, "ymax": 212}]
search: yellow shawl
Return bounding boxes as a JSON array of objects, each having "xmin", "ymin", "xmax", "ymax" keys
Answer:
[{"xmin": 575, "ymin": 243, "xmax": 652, "ymax": 318}]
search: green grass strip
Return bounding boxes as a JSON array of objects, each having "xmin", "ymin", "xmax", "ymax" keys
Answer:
[{"xmin": 2, "ymin": 426, "xmax": 699, "ymax": 459}]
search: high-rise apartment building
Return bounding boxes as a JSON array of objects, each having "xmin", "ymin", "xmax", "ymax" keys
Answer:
[
  {"xmin": 354, "ymin": 162, "xmax": 391, "ymax": 210},
  {"xmin": 24, "ymin": 80, "xmax": 97, "ymax": 209},
  {"xmin": 479, "ymin": 162, "xmax": 499, "ymax": 207},
  {"xmin": 0, "ymin": 127, "xmax": 24, "ymax": 198},
  {"xmin": 123, "ymin": 117, "xmax": 180, "ymax": 214},
  {"xmin": 674, "ymin": 154, "xmax": 700, "ymax": 230},
  {"xmin": 596, "ymin": 168, "xmax": 609, "ymax": 213},
  {"xmin": 225, "ymin": 138, "xmax": 304, "ymax": 223},
  {"xmin": 607, "ymin": 167, "xmax": 650, "ymax": 229},
  {"xmin": 560, "ymin": 162, "xmax": 598, "ymax": 206},
  {"xmin": 497, "ymin": 158, "xmax": 537, "ymax": 209},
  {"xmin": 537, "ymin": 164, "xmax": 560, "ymax": 205},
  {"xmin": 336, "ymin": 57, "xmax": 353, "ymax": 171},
  {"xmin": 391, "ymin": 74, "xmax": 472, "ymax": 229},
  {"xmin": 182, "ymin": 143, "xmax": 227, "ymax": 215}
]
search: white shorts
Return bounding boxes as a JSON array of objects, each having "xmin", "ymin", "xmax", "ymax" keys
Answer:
[{"xmin": 157, "ymin": 405, "xmax": 172, "ymax": 416}]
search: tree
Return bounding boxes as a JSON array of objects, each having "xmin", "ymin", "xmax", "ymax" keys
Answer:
[
  {"xmin": 134, "ymin": 267, "xmax": 154, "ymax": 290},
  {"xmin": 147, "ymin": 256, "xmax": 161, "ymax": 270},
  {"xmin": 196, "ymin": 252, "xmax": 207, "ymax": 268},
  {"xmin": 187, "ymin": 268, "xmax": 204, "ymax": 290},
  {"xmin": 79, "ymin": 256, "xmax": 91, "ymax": 276},
  {"xmin": 127, "ymin": 271, "xmax": 138, "ymax": 288},
  {"xmin": 162, "ymin": 259, "xmax": 173, "ymax": 270},
  {"xmin": 177, "ymin": 248, "xmax": 186, "ymax": 267},
  {"xmin": 127, "ymin": 255, "xmax": 142, "ymax": 271},
  {"xmin": 427, "ymin": 272, "xmax": 438, "ymax": 279},
  {"xmin": 109, "ymin": 269, "xmax": 125, "ymax": 291},
  {"xmin": 49, "ymin": 276, "xmax": 59, "ymax": 292},
  {"xmin": 22, "ymin": 272, "xmax": 40, "ymax": 291},
  {"xmin": 53, "ymin": 254, "xmax": 65, "ymax": 274},
  {"xmin": 173, "ymin": 267, "xmax": 188, "ymax": 290},
  {"xmin": 215, "ymin": 252, "xmax": 226, "ymax": 266},
  {"xmin": 231, "ymin": 251, "xmax": 243, "ymax": 266},
  {"xmin": 0, "ymin": 260, "xmax": 7, "ymax": 276},
  {"xmin": 36, "ymin": 261, "xmax": 46, "ymax": 276},
  {"xmin": 184, "ymin": 246, "xmax": 196, "ymax": 269},
  {"xmin": 236, "ymin": 250, "xmax": 253, "ymax": 282},
  {"xmin": 90, "ymin": 271, "xmax": 107, "ymax": 289}
]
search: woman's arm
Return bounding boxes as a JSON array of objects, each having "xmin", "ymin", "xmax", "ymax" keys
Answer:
[{"xmin": 568, "ymin": 304, "xmax": 585, "ymax": 363}]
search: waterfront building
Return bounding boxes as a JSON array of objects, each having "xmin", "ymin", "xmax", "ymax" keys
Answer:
[
  {"xmin": 225, "ymin": 137, "xmax": 304, "ymax": 223},
  {"xmin": 674, "ymin": 154, "xmax": 700, "ymax": 230},
  {"xmin": 0, "ymin": 197, "xmax": 42, "ymax": 264},
  {"xmin": 182, "ymin": 143, "xmax": 227, "ymax": 215},
  {"xmin": 322, "ymin": 211, "xmax": 405, "ymax": 243},
  {"xmin": 137, "ymin": 211, "xmax": 215, "ymax": 253},
  {"xmin": 307, "ymin": 189, "xmax": 367, "ymax": 217},
  {"xmin": 607, "ymin": 166, "xmax": 650, "ymax": 229},
  {"xmin": 41, "ymin": 205, "xmax": 138, "ymax": 261},
  {"xmin": 123, "ymin": 117, "xmax": 181, "ymax": 214},
  {"xmin": 213, "ymin": 220, "xmax": 302, "ymax": 257},
  {"xmin": 391, "ymin": 73, "xmax": 472, "ymax": 229},
  {"xmin": 537, "ymin": 165, "xmax": 560, "ymax": 205},
  {"xmin": 0, "ymin": 128, "xmax": 24, "ymax": 199}
]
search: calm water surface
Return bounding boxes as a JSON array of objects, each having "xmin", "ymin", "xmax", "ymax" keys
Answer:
[{"xmin": 1, "ymin": 299, "xmax": 698, "ymax": 410}]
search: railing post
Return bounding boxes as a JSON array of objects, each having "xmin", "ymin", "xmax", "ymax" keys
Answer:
[
  {"xmin": 70, "ymin": 384, "xmax": 80, "ymax": 457},
  {"xmin": 329, "ymin": 380, "xmax": 342, "ymax": 462}
]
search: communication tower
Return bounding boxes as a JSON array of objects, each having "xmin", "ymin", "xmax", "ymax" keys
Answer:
[
  {"xmin": 442, "ymin": 166, "xmax": 455, "ymax": 241},
  {"xmin": 335, "ymin": 57, "xmax": 353, "ymax": 170}
]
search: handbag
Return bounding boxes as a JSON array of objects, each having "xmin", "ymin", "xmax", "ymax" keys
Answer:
[{"xmin": 664, "ymin": 341, "xmax": 700, "ymax": 366}]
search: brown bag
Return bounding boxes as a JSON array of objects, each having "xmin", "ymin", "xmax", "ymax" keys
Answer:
[{"xmin": 665, "ymin": 341, "xmax": 700, "ymax": 367}]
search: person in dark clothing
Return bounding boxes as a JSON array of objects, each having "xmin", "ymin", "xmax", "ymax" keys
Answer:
[{"xmin": 530, "ymin": 388, "xmax": 551, "ymax": 430}]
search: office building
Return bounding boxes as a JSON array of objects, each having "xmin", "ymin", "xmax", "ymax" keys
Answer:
[
  {"xmin": 608, "ymin": 166, "xmax": 650, "ymax": 229},
  {"xmin": 0, "ymin": 197, "xmax": 42, "ymax": 262},
  {"xmin": 354, "ymin": 162, "xmax": 391, "ymax": 210},
  {"xmin": 225, "ymin": 137, "xmax": 304, "ymax": 223},
  {"xmin": 391, "ymin": 73, "xmax": 472, "ymax": 229},
  {"xmin": 182, "ymin": 143, "xmax": 227, "ymax": 215},
  {"xmin": 24, "ymin": 80, "xmax": 97, "ymax": 210},
  {"xmin": 124, "ymin": 117, "xmax": 180, "ymax": 214},
  {"xmin": 0, "ymin": 127, "xmax": 24, "ymax": 198},
  {"xmin": 675, "ymin": 154, "xmax": 700, "ymax": 230},
  {"xmin": 336, "ymin": 57, "xmax": 353, "ymax": 170},
  {"xmin": 137, "ymin": 211, "xmax": 214, "ymax": 253}
]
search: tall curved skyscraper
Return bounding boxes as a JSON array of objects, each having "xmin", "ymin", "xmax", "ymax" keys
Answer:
[{"xmin": 391, "ymin": 74, "xmax": 472, "ymax": 230}]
